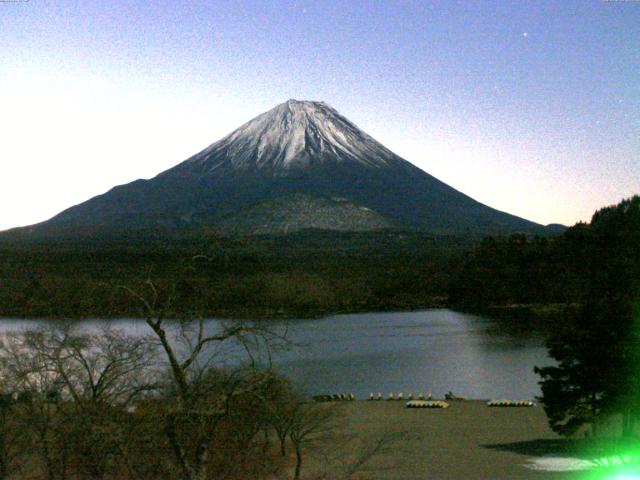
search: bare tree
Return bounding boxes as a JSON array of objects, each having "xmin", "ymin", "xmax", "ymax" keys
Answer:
[
  {"xmin": 262, "ymin": 377, "xmax": 299, "ymax": 457},
  {"xmin": 0, "ymin": 325, "xmax": 159, "ymax": 480},
  {"xmin": 0, "ymin": 330, "xmax": 67, "ymax": 480},
  {"xmin": 288, "ymin": 402, "xmax": 338, "ymax": 480},
  {"xmin": 0, "ymin": 392, "xmax": 22, "ymax": 480},
  {"xmin": 119, "ymin": 277, "xmax": 289, "ymax": 480}
]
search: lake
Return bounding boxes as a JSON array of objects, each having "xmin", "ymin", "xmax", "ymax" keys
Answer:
[{"xmin": 0, "ymin": 309, "xmax": 551, "ymax": 400}]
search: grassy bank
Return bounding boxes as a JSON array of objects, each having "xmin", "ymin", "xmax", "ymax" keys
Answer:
[{"xmin": 293, "ymin": 400, "xmax": 600, "ymax": 479}]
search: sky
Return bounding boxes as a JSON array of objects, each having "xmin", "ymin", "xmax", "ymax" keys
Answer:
[{"xmin": 1, "ymin": 0, "xmax": 638, "ymax": 231}]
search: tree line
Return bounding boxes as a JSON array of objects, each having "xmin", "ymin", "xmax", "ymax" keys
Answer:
[{"xmin": 0, "ymin": 231, "xmax": 468, "ymax": 320}]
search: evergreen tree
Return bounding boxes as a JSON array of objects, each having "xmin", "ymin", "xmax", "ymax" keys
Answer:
[{"xmin": 535, "ymin": 196, "xmax": 640, "ymax": 437}]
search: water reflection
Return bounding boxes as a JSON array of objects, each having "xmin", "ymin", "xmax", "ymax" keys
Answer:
[{"xmin": 0, "ymin": 309, "xmax": 551, "ymax": 400}]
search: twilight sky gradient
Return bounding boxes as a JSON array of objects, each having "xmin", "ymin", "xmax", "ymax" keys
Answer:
[{"xmin": 1, "ymin": 0, "xmax": 638, "ymax": 231}]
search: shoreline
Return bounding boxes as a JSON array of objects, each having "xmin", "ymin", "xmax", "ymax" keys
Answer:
[{"xmin": 0, "ymin": 301, "xmax": 571, "ymax": 322}]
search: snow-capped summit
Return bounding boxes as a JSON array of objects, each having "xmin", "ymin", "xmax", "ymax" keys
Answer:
[
  {"xmin": 15, "ymin": 99, "xmax": 551, "ymax": 238},
  {"xmin": 173, "ymin": 99, "xmax": 407, "ymax": 175}
]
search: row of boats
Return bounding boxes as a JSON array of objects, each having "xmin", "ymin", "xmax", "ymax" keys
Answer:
[
  {"xmin": 406, "ymin": 399, "xmax": 536, "ymax": 408},
  {"xmin": 312, "ymin": 393, "xmax": 536, "ymax": 408},
  {"xmin": 486, "ymin": 399, "xmax": 535, "ymax": 407},
  {"xmin": 406, "ymin": 400, "xmax": 449, "ymax": 409},
  {"xmin": 369, "ymin": 392, "xmax": 433, "ymax": 401},
  {"xmin": 312, "ymin": 394, "xmax": 355, "ymax": 402}
]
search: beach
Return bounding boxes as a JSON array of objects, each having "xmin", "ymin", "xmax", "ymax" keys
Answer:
[{"xmin": 301, "ymin": 400, "xmax": 590, "ymax": 479}]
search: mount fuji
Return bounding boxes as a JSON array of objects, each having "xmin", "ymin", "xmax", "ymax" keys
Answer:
[{"xmin": 12, "ymin": 100, "xmax": 557, "ymax": 238}]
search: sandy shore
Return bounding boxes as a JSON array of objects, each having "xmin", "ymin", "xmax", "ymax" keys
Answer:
[{"xmin": 303, "ymin": 400, "xmax": 591, "ymax": 480}]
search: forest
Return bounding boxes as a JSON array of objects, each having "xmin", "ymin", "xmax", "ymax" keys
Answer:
[
  {"xmin": 0, "ymin": 231, "xmax": 470, "ymax": 320},
  {"xmin": 0, "ymin": 197, "xmax": 637, "ymax": 327}
]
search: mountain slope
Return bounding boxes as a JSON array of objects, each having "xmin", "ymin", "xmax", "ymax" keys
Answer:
[
  {"xmin": 12, "ymin": 99, "xmax": 554, "ymax": 238},
  {"xmin": 213, "ymin": 193, "xmax": 393, "ymax": 236}
]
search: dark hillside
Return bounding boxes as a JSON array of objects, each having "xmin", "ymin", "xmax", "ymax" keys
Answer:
[
  {"xmin": 0, "ymin": 230, "xmax": 471, "ymax": 319},
  {"xmin": 449, "ymin": 195, "xmax": 639, "ymax": 314}
]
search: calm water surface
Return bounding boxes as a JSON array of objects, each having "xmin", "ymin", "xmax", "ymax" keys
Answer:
[{"xmin": 0, "ymin": 309, "xmax": 551, "ymax": 400}]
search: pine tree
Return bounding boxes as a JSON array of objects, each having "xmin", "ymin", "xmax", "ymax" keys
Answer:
[{"xmin": 535, "ymin": 196, "xmax": 640, "ymax": 437}]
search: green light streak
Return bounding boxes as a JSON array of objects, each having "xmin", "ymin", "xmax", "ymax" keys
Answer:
[{"xmin": 575, "ymin": 439, "xmax": 640, "ymax": 479}]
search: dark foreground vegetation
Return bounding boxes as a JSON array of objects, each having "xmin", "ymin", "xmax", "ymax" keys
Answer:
[
  {"xmin": 534, "ymin": 196, "xmax": 640, "ymax": 435},
  {"xmin": 0, "ymin": 314, "xmax": 393, "ymax": 480}
]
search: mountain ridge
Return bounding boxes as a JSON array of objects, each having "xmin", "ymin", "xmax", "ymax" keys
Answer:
[{"xmin": 4, "ymin": 99, "xmax": 562, "ymax": 238}]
